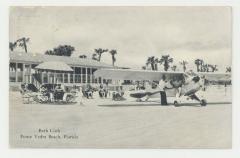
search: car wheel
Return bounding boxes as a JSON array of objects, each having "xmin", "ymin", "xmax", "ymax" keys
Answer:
[
  {"xmin": 200, "ymin": 99, "xmax": 207, "ymax": 106},
  {"xmin": 66, "ymin": 95, "xmax": 73, "ymax": 102},
  {"xmin": 174, "ymin": 101, "xmax": 179, "ymax": 107}
]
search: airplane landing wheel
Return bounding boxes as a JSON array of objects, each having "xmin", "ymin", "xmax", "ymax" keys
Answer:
[
  {"xmin": 200, "ymin": 99, "xmax": 207, "ymax": 106},
  {"xmin": 174, "ymin": 101, "xmax": 179, "ymax": 107},
  {"xmin": 136, "ymin": 98, "xmax": 142, "ymax": 102}
]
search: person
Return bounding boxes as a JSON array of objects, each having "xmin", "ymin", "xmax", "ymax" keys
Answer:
[
  {"xmin": 103, "ymin": 82, "xmax": 109, "ymax": 98},
  {"xmin": 40, "ymin": 85, "xmax": 47, "ymax": 93},
  {"xmin": 76, "ymin": 86, "xmax": 84, "ymax": 105},
  {"xmin": 159, "ymin": 75, "xmax": 168, "ymax": 105},
  {"xmin": 81, "ymin": 84, "xmax": 92, "ymax": 99},
  {"xmin": 54, "ymin": 85, "xmax": 64, "ymax": 100},
  {"xmin": 55, "ymin": 85, "xmax": 63, "ymax": 91},
  {"xmin": 86, "ymin": 84, "xmax": 93, "ymax": 99},
  {"xmin": 144, "ymin": 81, "xmax": 153, "ymax": 101},
  {"xmin": 99, "ymin": 84, "xmax": 105, "ymax": 98},
  {"xmin": 112, "ymin": 86, "xmax": 125, "ymax": 101},
  {"xmin": 20, "ymin": 83, "xmax": 28, "ymax": 93}
]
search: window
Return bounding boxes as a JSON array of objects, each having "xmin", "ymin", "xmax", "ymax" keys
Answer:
[
  {"xmin": 43, "ymin": 73, "xmax": 48, "ymax": 83},
  {"xmin": 17, "ymin": 63, "xmax": 23, "ymax": 82},
  {"xmin": 82, "ymin": 74, "xmax": 86, "ymax": 83},
  {"xmin": 70, "ymin": 74, "xmax": 73, "ymax": 83},
  {"xmin": 9, "ymin": 63, "xmax": 16, "ymax": 82},
  {"xmin": 75, "ymin": 67, "xmax": 82, "ymax": 74},
  {"xmin": 75, "ymin": 74, "xmax": 81, "ymax": 83},
  {"xmin": 56, "ymin": 73, "xmax": 63, "ymax": 83},
  {"xmin": 64, "ymin": 73, "xmax": 68, "ymax": 83}
]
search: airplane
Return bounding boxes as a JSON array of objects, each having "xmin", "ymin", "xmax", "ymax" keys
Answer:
[{"xmin": 94, "ymin": 69, "xmax": 231, "ymax": 106}]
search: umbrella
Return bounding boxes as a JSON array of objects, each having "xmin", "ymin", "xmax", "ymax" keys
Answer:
[{"xmin": 35, "ymin": 61, "xmax": 73, "ymax": 72}]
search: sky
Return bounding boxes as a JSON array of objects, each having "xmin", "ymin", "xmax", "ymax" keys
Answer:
[{"xmin": 9, "ymin": 6, "xmax": 232, "ymax": 72}]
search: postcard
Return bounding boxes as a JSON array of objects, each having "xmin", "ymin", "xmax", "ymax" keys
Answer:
[{"xmin": 9, "ymin": 6, "xmax": 232, "ymax": 148}]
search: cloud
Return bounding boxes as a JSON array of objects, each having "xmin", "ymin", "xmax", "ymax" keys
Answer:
[{"xmin": 9, "ymin": 6, "xmax": 232, "ymax": 71}]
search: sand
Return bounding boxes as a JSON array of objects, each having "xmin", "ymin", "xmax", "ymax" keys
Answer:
[{"xmin": 9, "ymin": 86, "xmax": 232, "ymax": 148}]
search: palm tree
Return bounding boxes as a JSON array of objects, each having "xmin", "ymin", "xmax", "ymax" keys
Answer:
[
  {"xmin": 109, "ymin": 49, "xmax": 117, "ymax": 66},
  {"xmin": 195, "ymin": 59, "xmax": 203, "ymax": 72},
  {"xmin": 203, "ymin": 64, "xmax": 210, "ymax": 72},
  {"xmin": 226, "ymin": 67, "xmax": 231, "ymax": 73},
  {"xmin": 212, "ymin": 65, "xmax": 218, "ymax": 72},
  {"xmin": 16, "ymin": 37, "xmax": 30, "ymax": 53},
  {"xmin": 208, "ymin": 64, "xmax": 218, "ymax": 72},
  {"xmin": 171, "ymin": 65, "xmax": 177, "ymax": 71},
  {"xmin": 9, "ymin": 42, "xmax": 17, "ymax": 51},
  {"xmin": 146, "ymin": 57, "xmax": 152, "ymax": 70},
  {"xmin": 45, "ymin": 50, "xmax": 54, "ymax": 55},
  {"xmin": 146, "ymin": 57, "xmax": 155, "ymax": 70},
  {"xmin": 79, "ymin": 55, "xmax": 87, "ymax": 59},
  {"xmin": 92, "ymin": 53, "xmax": 98, "ymax": 60},
  {"xmin": 180, "ymin": 60, "xmax": 188, "ymax": 72},
  {"xmin": 154, "ymin": 57, "xmax": 159, "ymax": 71},
  {"xmin": 94, "ymin": 48, "xmax": 108, "ymax": 61},
  {"xmin": 159, "ymin": 55, "xmax": 173, "ymax": 71},
  {"xmin": 200, "ymin": 60, "xmax": 205, "ymax": 72}
]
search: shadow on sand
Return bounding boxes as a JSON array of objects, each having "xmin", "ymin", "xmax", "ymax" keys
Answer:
[{"xmin": 98, "ymin": 101, "xmax": 231, "ymax": 107}]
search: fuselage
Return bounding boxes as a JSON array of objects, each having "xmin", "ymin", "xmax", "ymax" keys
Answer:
[{"xmin": 129, "ymin": 73, "xmax": 204, "ymax": 99}]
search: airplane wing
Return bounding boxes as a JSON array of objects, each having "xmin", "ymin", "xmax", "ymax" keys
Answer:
[
  {"xmin": 94, "ymin": 69, "xmax": 184, "ymax": 81},
  {"xmin": 197, "ymin": 72, "xmax": 231, "ymax": 82},
  {"xmin": 94, "ymin": 69, "xmax": 231, "ymax": 82}
]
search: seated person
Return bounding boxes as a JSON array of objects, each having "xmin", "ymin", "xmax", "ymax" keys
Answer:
[
  {"xmin": 112, "ymin": 87, "xmax": 125, "ymax": 101},
  {"xmin": 99, "ymin": 84, "xmax": 108, "ymax": 98},
  {"xmin": 82, "ymin": 84, "xmax": 93, "ymax": 99},
  {"xmin": 40, "ymin": 85, "xmax": 49, "ymax": 98},
  {"xmin": 55, "ymin": 85, "xmax": 63, "ymax": 92},
  {"xmin": 20, "ymin": 83, "xmax": 28, "ymax": 93},
  {"xmin": 54, "ymin": 85, "xmax": 64, "ymax": 100}
]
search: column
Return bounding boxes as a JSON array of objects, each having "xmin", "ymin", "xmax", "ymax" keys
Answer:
[
  {"xmin": 73, "ymin": 67, "xmax": 75, "ymax": 83},
  {"xmin": 15, "ymin": 62, "xmax": 18, "ymax": 82},
  {"xmin": 41, "ymin": 71, "xmax": 44, "ymax": 84},
  {"xmin": 47, "ymin": 72, "xmax": 50, "ymax": 84},
  {"xmin": 92, "ymin": 68, "xmax": 95, "ymax": 83},
  {"xmin": 68, "ymin": 73, "xmax": 70, "ymax": 83},
  {"xmin": 81, "ymin": 67, "xmax": 83, "ymax": 84},
  {"xmin": 90, "ymin": 68, "xmax": 93, "ymax": 83},
  {"xmin": 54, "ymin": 72, "xmax": 56, "ymax": 84},
  {"xmin": 30, "ymin": 64, "xmax": 32, "ymax": 83},
  {"xmin": 23, "ymin": 63, "xmax": 25, "ymax": 83},
  {"xmin": 85, "ymin": 67, "xmax": 88, "ymax": 83}
]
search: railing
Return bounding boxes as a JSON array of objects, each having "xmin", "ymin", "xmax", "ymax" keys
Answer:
[{"xmin": 32, "ymin": 73, "xmax": 41, "ymax": 89}]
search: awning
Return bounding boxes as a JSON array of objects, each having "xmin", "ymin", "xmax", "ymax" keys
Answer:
[{"xmin": 35, "ymin": 61, "xmax": 73, "ymax": 72}]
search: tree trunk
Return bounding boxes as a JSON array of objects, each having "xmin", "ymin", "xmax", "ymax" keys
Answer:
[
  {"xmin": 98, "ymin": 54, "xmax": 101, "ymax": 61},
  {"xmin": 164, "ymin": 62, "xmax": 168, "ymax": 71},
  {"xmin": 196, "ymin": 65, "xmax": 199, "ymax": 72},
  {"xmin": 151, "ymin": 63, "xmax": 154, "ymax": 70},
  {"xmin": 154, "ymin": 64, "xmax": 158, "ymax": 71},
  {"xmin": 183, "ymin": 65, "xmax": 186, "ymax": 72},
  {"xmin": 23, "ymin": 38, "xmax": 27, "ymax": 53},
  {"xmin": 112, "ymin": 56, "xmax": 115, "ymax": 66}
]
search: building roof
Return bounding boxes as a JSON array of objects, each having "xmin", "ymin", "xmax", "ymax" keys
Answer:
[
  {"xmin": 10, "ymin": 51, "xmax": 113, "ymax": 68},
  {"xmin": 35, "ymin": 61, "xmax": 74, "ymax": 72}
]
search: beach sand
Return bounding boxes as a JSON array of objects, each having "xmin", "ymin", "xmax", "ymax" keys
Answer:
[{"xmin": 9, "ymin": 86, "xmax": 232, "ymax": 148}]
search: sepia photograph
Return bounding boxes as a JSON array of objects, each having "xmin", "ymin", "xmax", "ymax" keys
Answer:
[{"xmin": 9, "ymin": 6, "xmax": 232, "ymax": 148}]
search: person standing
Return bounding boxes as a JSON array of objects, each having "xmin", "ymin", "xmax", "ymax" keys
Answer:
[
  {"xmin": 77, "ymin": 86, "xmax": 84, "ymax": 105},
  {"xmin": 159, "ymin": 75, "xmax": 168, "ymax": 105}
]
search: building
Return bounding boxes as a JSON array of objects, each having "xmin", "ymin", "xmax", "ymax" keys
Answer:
[{"xmin": 9, "ymin": 51, "xmax": 114, "ymax": 88}]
